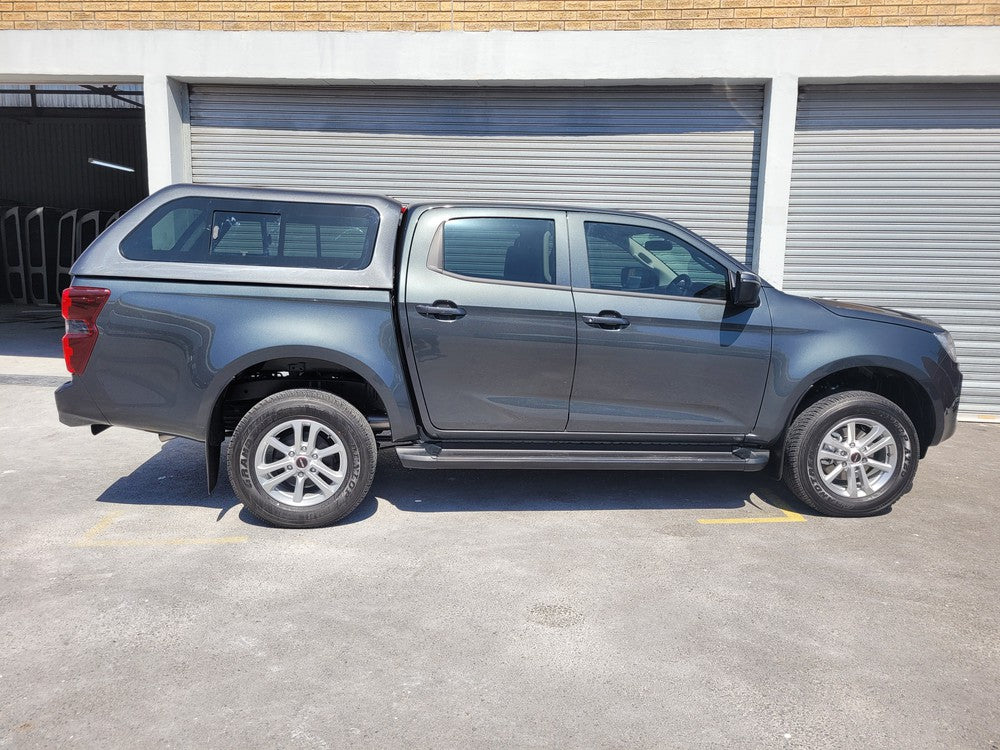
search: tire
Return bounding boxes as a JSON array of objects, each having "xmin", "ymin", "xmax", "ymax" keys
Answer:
[
  {"xmin": 227, "ymin": 389, "xmax": 377, "ymax": 528},
  {"xmin": 783, "ymin": 390, "xmax": 919, "ymax": 517}
]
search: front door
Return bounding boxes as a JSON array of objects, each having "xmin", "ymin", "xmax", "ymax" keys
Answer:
[
  {"xmin": 403, "ymin": 208, "xmax": 576, "ymax": 433},
  {"xmin": 568, "ymin": 215, "xmax": 772, "ymax": 435}
]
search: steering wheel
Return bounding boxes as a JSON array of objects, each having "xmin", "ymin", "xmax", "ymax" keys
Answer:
[{"xmin": 662, "ymin": 273, "xmax": 692, "ymax": 297}]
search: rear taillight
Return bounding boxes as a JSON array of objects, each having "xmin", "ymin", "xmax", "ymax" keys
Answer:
[{"xmin": 61, "ymin": 286, "xmax": 110, "ymax": 374}]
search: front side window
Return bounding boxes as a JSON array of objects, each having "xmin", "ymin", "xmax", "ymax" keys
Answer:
[
  {"xmin": 583, "ymin": 222, "xmax": 728, "ymax": 300},
  {"xmin": 440, "ymin": 217, "xmax": 556, "ymax": 285},
  {"xmin": 121, "ymin": 198, "xmax": 380, "ymax": 270}
]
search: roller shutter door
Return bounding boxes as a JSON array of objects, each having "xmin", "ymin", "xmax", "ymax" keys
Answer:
[
  {"xmin": 188, "ymin": 85, "xmax": 762, "ymax": 262},
  {"xmin": 785, "ymin": 84, "xmax": 1000, "ymax": 418}
]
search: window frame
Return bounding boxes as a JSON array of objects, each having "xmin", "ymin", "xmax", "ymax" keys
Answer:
[{"xmin": 567, "ymin": 212, "xmax": 741, "ymax": 305}]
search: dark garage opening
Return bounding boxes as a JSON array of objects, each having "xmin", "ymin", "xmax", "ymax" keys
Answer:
[{"xmin": 1, "ymin": 83, "xmax": 148, "ymax": 310}]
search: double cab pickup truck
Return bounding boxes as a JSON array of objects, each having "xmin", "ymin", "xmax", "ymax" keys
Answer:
[{"xmin": 56, "ymin": 185, "xmax": 962, "ymax": 527}]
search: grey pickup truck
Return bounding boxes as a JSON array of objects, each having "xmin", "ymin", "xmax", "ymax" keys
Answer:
[{"xmin": 56, "ymin": 184, "xmax": 962, "ymax": 527}]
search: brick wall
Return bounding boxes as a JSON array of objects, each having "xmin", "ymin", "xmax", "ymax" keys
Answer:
[{"xmin": 1, "ymin": 0, "xmax": 997, "ymax": 31}]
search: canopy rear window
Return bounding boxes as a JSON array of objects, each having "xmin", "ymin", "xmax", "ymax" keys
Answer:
[{"xmin": 120, "ymin": 197, "xmax": 380, "ymax": 270}]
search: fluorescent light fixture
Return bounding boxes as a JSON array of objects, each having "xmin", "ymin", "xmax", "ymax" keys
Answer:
[{"xmin": 88, "ymin": 157, "xmax": 135, "ymax": 173}]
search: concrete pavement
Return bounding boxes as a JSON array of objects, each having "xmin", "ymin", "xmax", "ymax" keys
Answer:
[{"xmin": 1, "ymin": 308, "xmax": 998, "ymax": 749}]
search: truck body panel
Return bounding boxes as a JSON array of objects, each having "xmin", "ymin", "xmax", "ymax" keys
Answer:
[{"xmin": 58, "ymin": 278, "xmax": 418, "ymax": 442}]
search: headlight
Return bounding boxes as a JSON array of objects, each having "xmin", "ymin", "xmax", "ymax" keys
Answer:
[{"xmin": 934, "ymin": 331, "xmax": 958, "ymax": 362}]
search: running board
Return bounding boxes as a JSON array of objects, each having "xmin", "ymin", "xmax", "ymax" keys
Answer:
[{"xmin": 395, "ymin": 445, "xmax": 769, "ymax": 471}]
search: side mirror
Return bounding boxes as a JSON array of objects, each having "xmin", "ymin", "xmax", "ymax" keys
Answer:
[{"xmin": 730, "ymin": 270, "xmax": 762, "ymax": 307}]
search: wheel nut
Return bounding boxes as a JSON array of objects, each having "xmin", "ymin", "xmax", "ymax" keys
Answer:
[
  {"xmin": 312, "ymin": 453, "xmax": 317, "ymax": 459},
  {"xmin": 288, "ymin": 450, "xmax": 295, "ymax": 457},
  {"xmin": 297, "ymin": 472, "xmax": 304, "ymax": 478},
  {"xmin": 309, "ymin": 467, "xmax": 316, "ymax": 473}
]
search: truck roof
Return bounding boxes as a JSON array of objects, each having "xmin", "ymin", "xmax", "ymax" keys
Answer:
[
  {"xmin": 143, "ymin": 184, "xmax": 688, "ymax": 232},
  {"xmin": 403, "ymin": 201, "xmax": 678, "ymax": 225},
  {"xmin": 148, "ymin": 183, "xmax": 405, "ymax": 214},
  {"xmin": 72, "ymin": 183, "xmax": 738, "ymax": 290}
]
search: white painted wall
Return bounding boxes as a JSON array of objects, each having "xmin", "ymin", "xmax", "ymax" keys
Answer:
[
  {"xmin": 143, "ymin": 76, "xmax": 190, "ymax": 190},
  {"xmin": 2, "ymin": 27, "xmax": 1000, "ymax": 284},
  {"xmin": 753, "ymin": 75, "xmax": 799, "ymax": 288},
  {"xmin": 3, "ymin": 28, "xmax": 1000, "ymax": 83}
]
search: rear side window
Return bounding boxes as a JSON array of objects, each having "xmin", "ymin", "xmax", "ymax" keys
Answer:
[
  {"xmin": 210, "ymin": 211, "xmax": 280, "ymax": 259},
  {"xmin": 440, "ymin": 217, "xmax": 556, "ymax": 285},
  {"xmin": 121, "ymin": 198, "xmax": 380, "ymax": 270},
  {"xmin": 121, "ymin": 197, "xmax": 210, "ymax": 260},
  {"xmin": 279, "ymin": 204, "xmax": 376, "ymax": 268}
]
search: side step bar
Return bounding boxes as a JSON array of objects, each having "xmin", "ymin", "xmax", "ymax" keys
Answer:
[{"xmin": 396, "ymin": 445, "xmax": 769, "ymax": 472}]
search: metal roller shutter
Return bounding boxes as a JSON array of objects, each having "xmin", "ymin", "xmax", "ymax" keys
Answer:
[
  {"xmin": 785, "ymin": 84, "xmax": 1000, "ymax": 419},
  {"xmin": 188, "ymin": 84, "xmax": 762, "ymax": 262}
]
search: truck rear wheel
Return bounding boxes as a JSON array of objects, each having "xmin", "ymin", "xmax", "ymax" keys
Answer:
[
  {"xmin": 783, "ymin": 390, "xmax": 918, "ymax": 517},
  {"xmin": 227, "ymin": 389, "xmax": 377, "ymax": 528}
]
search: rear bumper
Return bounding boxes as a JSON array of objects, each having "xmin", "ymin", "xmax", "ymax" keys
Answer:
[{"xmin": 55, "ymin": 379, "xmax": 109, "ymax": 428}]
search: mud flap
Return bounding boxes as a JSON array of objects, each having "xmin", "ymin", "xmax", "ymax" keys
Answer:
[
  {"xmin": 206, "ymin": 440, "xmax": 221, "ymax": 494},
  {"xmin": 205, "ymin": 397, "xmax": 224, "ymax": 494}
]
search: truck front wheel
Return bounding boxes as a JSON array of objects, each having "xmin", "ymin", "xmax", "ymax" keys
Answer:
[
  {"xmin": 783, "ymin": 390, "xmax": 919, "ymax": 517},
  {"xmin": 227, "ymin": 389, "xmax": 377, "ymax": 528}
]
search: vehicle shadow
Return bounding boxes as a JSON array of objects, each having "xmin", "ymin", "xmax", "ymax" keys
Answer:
[
  {"xmin": 0, "ymin": 306, "xmax": 65, "ymax": 358},
  {"xmin": 94, "ymin": 438, "xmax": 276, "ymax": 527},
  {"xmin": 95, "ymin": 438, "xmax": 819, "ymax": 525}
]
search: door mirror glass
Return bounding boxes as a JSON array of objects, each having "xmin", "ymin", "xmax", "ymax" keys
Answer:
[{"xmin": 730, "ymin": 270, "xmax": 762, "ymax": 307}]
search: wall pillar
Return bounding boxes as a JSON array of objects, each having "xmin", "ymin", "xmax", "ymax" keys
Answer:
[
  {"xmin": 143, "ymin": 74, "xmax": 190, "ymax": 192},
  {"xmin": 752, "ymin": 75, "xmax": 798, "ymax": 289}
]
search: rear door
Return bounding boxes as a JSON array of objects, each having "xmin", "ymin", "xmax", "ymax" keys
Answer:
[
  {"xmin": 402, "ymin": 207, "xmax": 576, "ymax": 433},
  {"xmin": 567, "ymin": 213, "xmax": 772, "ymax": 436}
]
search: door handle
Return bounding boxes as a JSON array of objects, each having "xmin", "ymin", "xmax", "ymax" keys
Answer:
[
  {"xmin": 582, "ymin": 310, "xmax": 630, "ymax": 330},
  {"xmin": 415, "ymin": 301, "xmax": 467, "ymax": 320}
]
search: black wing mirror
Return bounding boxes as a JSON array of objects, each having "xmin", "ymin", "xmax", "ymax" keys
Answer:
[{"xmin": 730, "ymin": 270, "xmax": 762, "ymax": 307}]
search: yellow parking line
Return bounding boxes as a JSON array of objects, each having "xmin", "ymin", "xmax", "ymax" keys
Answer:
[
  {"xmin": 698, "ymin": 507, "xmax": 806, "ymax": 525},
  {"xmin": 82, "ymin": 510, "xmax": 124, "ymax": 540},
  {"xmin": 75, "ymin": 510, "xmax": 248, "ymax": 547}
]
